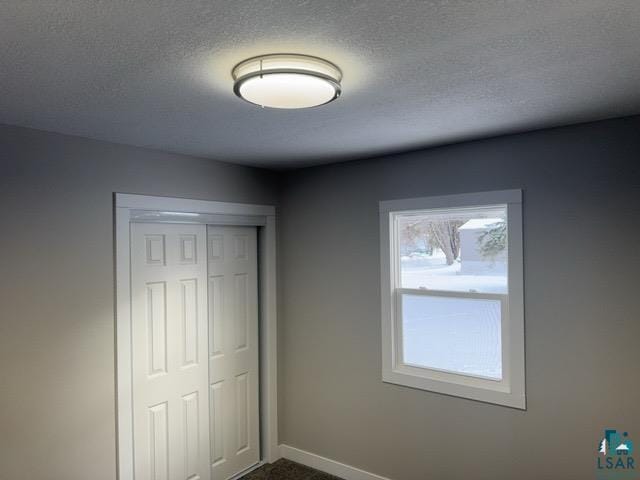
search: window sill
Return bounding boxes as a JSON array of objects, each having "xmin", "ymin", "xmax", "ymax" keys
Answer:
[{"xmin": 382, "ymin": 368, "xmax": 526, "ymax": 410}]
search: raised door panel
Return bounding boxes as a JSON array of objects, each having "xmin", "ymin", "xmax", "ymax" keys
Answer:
[
  {"xmin": 145, "ymin": 234, "xmax": 166, "ymax": 266},
  {"xmin": 146, "ymin": 281, "xmax": 168, "ymax": 377},
  {"xmin": 148, "ymin": 402, "xmax": 169, "ymax": 480},
  {"xmin": 235, "ymin": 373, "xmax": 249, "ymax": 454},
  {"xmin": 209, "ymin": 275, "xmax": 225, "ymax": 359},
  {"xmin": 183, "ymin": 391, "xmax": 201, "ymax": 480},
  {"xmin": 210, "ymin": 381, "xmax": 225, "ymax": 467},
  {"xmin": 234, "ymin": 274, "xmax": 249, "ymax": 352},
  {"xmin": 180, "ymin": 278, "xmax": 199, "ymax": 368},
  {"xmin": 179, "ymin": 234, "xmax": 198, "ymax": 265}
]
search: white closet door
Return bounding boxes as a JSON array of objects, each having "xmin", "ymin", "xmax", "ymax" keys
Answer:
[
  {"xmin": 131, "ymin": 223, "xmax": 210, "ymax": 480},
  {"xmin": 207, "ymin": 226, "xmax": 260, "ymax": 480}
]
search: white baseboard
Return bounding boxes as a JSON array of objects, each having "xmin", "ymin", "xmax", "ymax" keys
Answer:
[{"xmin": 278, "ymin": 444, "xmax": 391, "ymax": 480}]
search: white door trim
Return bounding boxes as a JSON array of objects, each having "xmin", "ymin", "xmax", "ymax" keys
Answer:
[{"xmin": 114, "ymin": 193, "xmax": 279, "ymax": 480}]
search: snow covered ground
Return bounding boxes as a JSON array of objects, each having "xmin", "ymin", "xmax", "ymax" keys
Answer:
[
  {"xmin": 401, "ymin": 252, "xmax": 507, "ymax": 294},
  {"xmin": 402, "ymin": 294, "xmax": 502, "ymax": 380},
  {"xmin": 399, "ymin": 251, "xmax": 505, "ymax": 380}
]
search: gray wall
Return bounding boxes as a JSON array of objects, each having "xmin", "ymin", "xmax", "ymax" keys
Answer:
[
  {"xmin": 0, "ymin": 124, "xmax": 278, "ymax": 480},
  {"xmin": 278, "ymin": 117, "xmax": 640, "ymax": 480},
  {"xmin": 2, "ymin": 117, "xmax": 639, "ymax": 480}
]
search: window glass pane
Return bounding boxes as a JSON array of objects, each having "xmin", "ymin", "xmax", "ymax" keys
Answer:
[
  {"xmin": 398, "ymin": 206, "xmax": 508, "ymax": 294},
  {"xmin": 402, "ymin": 294, "xmax": 502, "ymax": 380}
]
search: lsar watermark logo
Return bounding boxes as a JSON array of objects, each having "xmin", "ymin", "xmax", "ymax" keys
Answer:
[{"xmin": 597, "ymin": 429, "xmax": 636, "ymax": 479}]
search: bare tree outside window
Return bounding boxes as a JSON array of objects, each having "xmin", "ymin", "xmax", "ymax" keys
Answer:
[
  {"xmin": 399, "ymin": 219, "xmax": 463, "ymax": 264},
  {"xmin": 425, "ymin": 220, "xmax": 464, "ymax": 265}
]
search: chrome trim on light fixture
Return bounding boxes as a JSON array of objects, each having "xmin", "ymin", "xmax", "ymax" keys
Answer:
[{"xmin": 231, "ymin": 53, "xmax": 342, "ymax": 109}]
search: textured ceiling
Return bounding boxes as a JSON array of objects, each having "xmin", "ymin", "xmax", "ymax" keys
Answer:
[{"xmin": 2, "ymin": 1, "xmax": 640, "ymax": 169}]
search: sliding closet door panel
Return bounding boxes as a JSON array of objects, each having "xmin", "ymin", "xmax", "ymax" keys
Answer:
[
  {"xmin": 208, "ymin": 226, "xmax": 260, "ymax": 480},
  {"xmin": 131, "ymin": 223, "xmax": 210, "ymax": 480}
]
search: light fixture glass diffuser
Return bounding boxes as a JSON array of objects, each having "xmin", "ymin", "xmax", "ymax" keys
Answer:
[{"xmin": 232, "ymin": 54, "xmax": 342, "ymax": 109}]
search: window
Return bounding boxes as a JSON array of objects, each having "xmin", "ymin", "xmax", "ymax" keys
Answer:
[{"xmin": 380, "ymin": 190, "xmax": 525, "ymax": 409}]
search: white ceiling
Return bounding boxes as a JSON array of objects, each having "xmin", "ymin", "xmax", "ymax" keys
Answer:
[{"xmin": 2, "ymin": 1, "xmax": 640, "ymax": 169}]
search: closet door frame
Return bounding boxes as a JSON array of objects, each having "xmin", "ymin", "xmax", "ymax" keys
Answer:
[{"xmin": 114, "ymin": 193, "xmax": 279, "ymax": 480}]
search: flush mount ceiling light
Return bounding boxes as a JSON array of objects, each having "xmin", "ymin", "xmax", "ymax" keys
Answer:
[{"xmin": 232, "ymin": 54, "xmax": 342, "ymax": 109}]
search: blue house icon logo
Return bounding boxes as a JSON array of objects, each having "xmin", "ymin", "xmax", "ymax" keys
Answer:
[{"xmin": 597, "ymin": 429, "xmax": 636, "ymax": 476}]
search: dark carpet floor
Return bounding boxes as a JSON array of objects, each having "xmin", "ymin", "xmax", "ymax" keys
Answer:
[{"xmin": 240, "ymin": 459, "xmax": 343, "ymax": 480}]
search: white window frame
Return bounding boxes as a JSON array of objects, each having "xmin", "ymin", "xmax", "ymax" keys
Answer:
[{"xmin": 380, "ymin": 189, "xmax": 525, "ymax": 409}]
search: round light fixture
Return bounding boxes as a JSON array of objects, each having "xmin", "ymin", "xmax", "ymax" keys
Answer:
[{"xmin": 232, "ymin": 54, "xmax": 342, "ymax": 109}]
